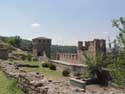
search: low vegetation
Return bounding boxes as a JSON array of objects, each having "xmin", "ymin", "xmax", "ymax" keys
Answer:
[
  {"xmin": 0, "ymin": 71, "xmax": 23, "ymax": 94},
  {"xmin": 62, "ymin": 70, "xmax": 70, "ymax": 77},
  {"xmin": 42, "ymin": 62, "xmax": 50, "ymax": 68},
  {"xmin": 84, "ymin": 17, "xmax": 125, "ymax": 88},
  {"xmin": 13, "ymin": 61, "xmax": 62, "ymax": 80},
  {"xmin": 42, "ymin": 62, "xmax": 56, "ymax": 70},
  {"xmin": 49, "ymin": 63, "xmax": 56, "ymax": 70},
  {"xmin": 21, "ymin": 67, "xmax": 62, "ymax": 80}
]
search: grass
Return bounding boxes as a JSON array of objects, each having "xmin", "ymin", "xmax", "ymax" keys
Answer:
[
  {"xmin": 0, "ymin": 71, "xmax": 23, "ymax": 94},
  {"xmin": 10, "ymin": 60, "xmax": 66, "ymax": 80},
  {"xmin": 10, "ymin": 60, "xmax": 39, "ymax": 65},
  {"xmin": 21, "ymin": 60, "xmax": 39, "ymax": 65},
  {"xmin": 21, "ymin": 67, "xmax": 63, "ymax": 80}
]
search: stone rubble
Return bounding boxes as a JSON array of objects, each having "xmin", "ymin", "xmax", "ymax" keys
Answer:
[
  {"xmin": 0, "ymin": 61, "xmax": 86, "ymax": 94},
  {"xmin": 0, "ymin": 60, "xmax": 124, "ymax": 94}
]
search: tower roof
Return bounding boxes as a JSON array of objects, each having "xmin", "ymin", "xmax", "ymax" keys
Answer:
[{"xmin": 32, "ymin": 37, "xmax": 51, "ymax": 40}]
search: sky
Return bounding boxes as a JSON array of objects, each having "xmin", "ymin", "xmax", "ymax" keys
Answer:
[{"xmin": 0, "ymin": 0, "xmax": 124, "ymax": 45}]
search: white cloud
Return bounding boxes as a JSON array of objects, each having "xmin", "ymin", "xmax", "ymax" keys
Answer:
[
  {"xmin": 103, "ymin": 32, "xmax": 109, "ymax": 34},
  {"xmin": 31, "ymin": 23, "xmax": 40, "ymax": 27}
]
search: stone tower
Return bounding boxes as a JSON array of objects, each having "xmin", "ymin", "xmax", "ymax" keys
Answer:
[
  {"xmin": 77, "ymin": 39, "xmax": 106, "ymax": 63},
  {"xmin": 32, "ymin": 37, "xmax": 51, "ymax": 58},
  {"xmin": 77, "ymin": 41, "xmax": 87, "ymax": 63}
]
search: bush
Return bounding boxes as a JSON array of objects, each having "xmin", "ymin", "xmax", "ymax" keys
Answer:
[
  {"xmin": 62, "ymin": 70, "xmax": 70, "ymax": 76},
  {"xmin": 27, "ymin": 54, "xmax": 32, "ymax": 61},
  {"xmin": 32, "ymin": 57, "xmax": 38, "ymax": 61},
  {"xmin": 42, "ymin": 63, "xmax": 56, "ymax": 70},
  {"xmin": 21, "ymin": 55, "xmax": 26, "ymax": 60},
  {"xmin": 49, "ymin": 64, "xmax": 56, "ymax": 70},
  {"xmin": 42, "ymin": 63, "xmax": 50, "ymax": 68}
]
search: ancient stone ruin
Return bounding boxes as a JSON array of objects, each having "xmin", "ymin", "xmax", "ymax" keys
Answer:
[
  {"xmin": 0, "ymin": 60, "xmax": 86, "ymax": 94},
  {"xmin": 32, "ymin": 37, "xmax": 51, "ymax": 58},
  {"xmin": 56, "ymin": 39, "xmax": 106, "ymax": 64}
]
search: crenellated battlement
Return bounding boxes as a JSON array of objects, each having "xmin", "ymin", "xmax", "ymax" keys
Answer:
[{"xmin": 56, "ymin": 39, "xmax": 106, "ymax": 64}]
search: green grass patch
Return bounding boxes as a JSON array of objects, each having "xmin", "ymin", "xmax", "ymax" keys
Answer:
[
  {"xmin": 9, "ymin": 60, "xmax": 64, "ymax": 80},
  {"xmin": 10, "ymin": 60, "xmax": 39, "ymax": 65},
  {"xmin": 21, "ymin": 67, "xmax": 63, "ymax": 80},
  {"xmin": 22, "ymin": 61, "xmax": 39, "ymax": 65},
  {"xmin": 0, "ymin": 71, "xmax": 23, "ymax": 94}
]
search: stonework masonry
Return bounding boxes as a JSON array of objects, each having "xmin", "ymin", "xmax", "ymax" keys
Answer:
[
  {"xmin": 56, "ymin": 53, "xmax": 78, "ymax": 64},
  {"xmin": 32, "ymin": 37, "xmax": 106, "ymax": 64},
  {"xmin": 0, "ymin": 60, "xmax": 86, "ymax": 94},
  {"xmin": 32, "ymin": 37, "xmax": 51, "ymax": 58},
  {"xmin": 56, "ymin": 39, "xmax": 106, "ymax": 64}
]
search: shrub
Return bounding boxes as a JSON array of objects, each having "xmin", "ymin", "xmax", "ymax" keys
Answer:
[
  {"xmin": 42, "ymin": 63, "xmax": 50, "ymax": 68},
  {"xmin": 62, "ymin": 70, "xmax": 70, "ymax": 76},
  {"xmin": 21, "ymin": 55, "xmax": 26, "ymax": 60},
  {"xmin": 49, "ymin": 64, "xmax": 56, "ymax": 70},
  {"xmin": 32, "ymin": 57, "xmax": 38, "ymax": 61},
  {"xmin": 27, "ymin": 54, "xmax": 32, "ymax": 61}
]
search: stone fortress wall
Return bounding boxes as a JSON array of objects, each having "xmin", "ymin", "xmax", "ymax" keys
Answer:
[
  {"xmin": 56, "ymin": 39, "xmax": 106, "ymax": 64},
  {"xmin": 0, "ymin": 60, "xmax": 85, "ymax": 94},
  {"xmin": 32, "ymin": 37, "xmax": 106, "ymax": 65},
  {"xmin": 56, "ymin": 53, "xmax": 78, "ymax": 64},
  {"xmin": 32, "ymin": 37, "xmax": 51, "ymax": 58}
]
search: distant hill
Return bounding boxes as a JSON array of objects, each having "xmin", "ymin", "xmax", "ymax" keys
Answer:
[
  {"xmin": 51, "ymin": 45, "xmax": 77, "ymax": 59},
  {"xmin": 0, "ymin": 36, "xmax": 77, "ymax": 53},
  {"xmin": 51, "ymin": 45, "xmax": 77, "ymax": 54},
  {"xmin": 0, "ymin": 36, "xmax": 32, "ymax": 51}
]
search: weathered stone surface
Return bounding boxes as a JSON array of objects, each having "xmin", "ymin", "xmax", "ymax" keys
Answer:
[
  {"xmin": 0, "ymin": 60, "xmax": 86, "ymax": 94},
  {"xmin": 0, "ymin": 60, "xmax": 124, "ymax": 94}
]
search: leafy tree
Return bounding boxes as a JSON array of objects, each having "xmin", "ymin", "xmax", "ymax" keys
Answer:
[
  {"xmin": 110, "ymin": 17, "xmax": 125, "ymax": 87},
  {"xmin": 84, "ymin": 52, "xmax": 112, "ymax": 86},
  {"xmin": 7, "ymin": 36, "xmax": 22, "ymax": 48},
  {"xmin": 83, "ymin": 17, "xmax": 125, "ymax": 87},
  {"xmin": 27, "ymin": 54, "xmax": 32, "ymax": 61}
]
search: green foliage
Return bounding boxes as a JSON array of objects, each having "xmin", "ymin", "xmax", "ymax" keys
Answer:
[
  {"xmin": 62, "ymin": 70, "xmax": 70, "ymax": 76},
  {"xmin": 83, "ymin": 17, "xmax": 125, "ymax": 87},
  {"xmin": 49, "ymin": 63, "xmax": 56, "ymax": 70},
  {"xmin": 80, "ymin": 72, "xmax": 91, "ymax": 79},
  {"xmin": 6, "ymin": 36, "xmax": 22, "ymax": 48},
  {"xmin": 20, "ymin": 39, "xmax": 32, "ymax": 51},
  {"xmin": 108, "ymin": 49, "xmax": 125, "ymax": 87},
  {"xmin": 0, "ymin": 71, "xmax": 23, "ymax": 94},
  {"xmin": 42, "ymin": 63, "xmax": 56, "ymax": 70},
  {"xmin": 7, "ymin": 80, "xmax": 23, "ymax": 94},
  {"xmin": 21, "ymin": 54, "xmax": 26, "ymax": 60},
  {"xmin": 51, "ymin": 45, "xmax": 77, "ymax": 59},
  {"xmin": 20, "ymin": 61, "xmax": 62, "ymax": 80},
  {"xmin": 84, "ymin": 52, "xmax": 106, "ymax": 76},
  {"xmin": 51, "ymin": 45, "xmax": 77, "ymax": 54},
  {"xmin": 27, "ymin": 54, "xmax": 32, "ymax": 61},
  {"xmin": 3, "ymin": 43, "xmax": 15, "ymax": 50},
  {"xmin": 111, "ymin": 17, "xmax": 125, "ymax": 87},
  {"xmin": 42, "ymin": 62, "xmax": 50, "ymax": 68},
  {"xmin": 0, "ymin": 36, "xmax": 32, "ymax": 51},
  {"xmin": 32, "ymin": 57, "xmax": 38, "ymax": 61}
]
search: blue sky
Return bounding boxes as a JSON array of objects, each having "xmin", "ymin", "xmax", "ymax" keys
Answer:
[{"xmin": 0, "ymin": 0, "xmax": 124, "ymax": 45}]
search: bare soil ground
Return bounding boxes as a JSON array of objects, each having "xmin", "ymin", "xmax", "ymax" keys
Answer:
[{"xmin": 86, "ymin": 85, "xmax": 125, "ymax": 94}]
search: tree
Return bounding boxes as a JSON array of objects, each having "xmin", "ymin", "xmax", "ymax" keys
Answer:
[
  {"xmin": 7, "ymin": 36, "xmax": 22, "ymax": 48},
  {"xmin": 84, "ymin": 52, "xmax": 112, "ymax": 86},
  {"xmin": 110, "ymin": 17, "xmax": 125, "ymax": 87},
  {"xmin": 84, "ymin": 17, "xmax": 125, "ymax": 87},
  {"xmin": 112, "ymin": 17, "xmax": 125, "ymax": 50}
]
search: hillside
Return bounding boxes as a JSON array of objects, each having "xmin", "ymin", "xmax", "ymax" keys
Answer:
[
  {"xmin": 0, "ymin": 36, "xmax": 32, "ymax": 51},
  {"xmin": 0, "ymin": 36, "xmax": 77, "ymax": 54}
]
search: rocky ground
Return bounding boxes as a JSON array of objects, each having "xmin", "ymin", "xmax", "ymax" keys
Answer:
[{"xmin": 0, "ymin": 60, "xmax": 124, "ymax": 94}]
